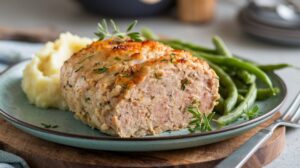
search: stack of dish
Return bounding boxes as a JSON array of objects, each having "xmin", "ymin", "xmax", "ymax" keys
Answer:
[{"xmin": 238, "ymin": 1, "xmax": 300, "ymax": 46}]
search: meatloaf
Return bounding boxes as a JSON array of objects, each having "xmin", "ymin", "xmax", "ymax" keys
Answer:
[{"xmin": 61, "ymin": 38, "xmax": 219, "ymax": 137}]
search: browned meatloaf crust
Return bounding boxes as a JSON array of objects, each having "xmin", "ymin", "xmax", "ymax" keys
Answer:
[{"xmin": 61, "ymin": 39, "xmax": 219, "ymax": 137}]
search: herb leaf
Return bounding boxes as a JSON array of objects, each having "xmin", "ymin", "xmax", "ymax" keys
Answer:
[
  {"xmin": 94, "ymin": 67, "xmax": 108, "ymax": 74},
  {"xmin": 127, "ymin": 20, "xmax": 138, "ymax": 32},
  {"xmin": 240, "ymin": 105, "xmax": 260, "ymax": 120},
  {"xmin": 181, "ymin": 78, "xmax": 190, "ymax": 91},
  {"xmin": 187, "ymin": 101, "xmax": 214, "ymax": 133},
  {"xmin": 127, "ymin": 32, "xmax": 144, "ymax": 42},
  {"xmin": 114, "ymin": 57, "xmax": 121, "ymax": 61},
  {"xmin": 95, "ymin": 19, "xmax": 144, "ymax": 42},
  {"xmin": 41, "ymin": 123, "xmax": 58, "ymax": 129},
  {"xmin": 110, "ymin": 19, "xmax": 120, "ymax": 33}
]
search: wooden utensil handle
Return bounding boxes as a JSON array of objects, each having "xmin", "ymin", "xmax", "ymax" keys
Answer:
[{"xmin": 177, "ymin": 0, "xmax": 216, "ymax": 23}]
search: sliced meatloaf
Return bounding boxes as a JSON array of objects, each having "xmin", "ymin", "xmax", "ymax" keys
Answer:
[{"xmin": 61, "ymin": 38, "xmax": 219, "ymax": 137}]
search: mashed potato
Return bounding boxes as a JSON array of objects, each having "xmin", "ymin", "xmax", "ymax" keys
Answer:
[{"xmin": 22, "ymin": 32, "xmax": 92, "ymax": 109}]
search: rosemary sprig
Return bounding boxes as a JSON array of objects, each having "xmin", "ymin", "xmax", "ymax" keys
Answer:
[
  {"xmin": 187, "ymin": 101, "xmax": 214, "ymax": 133},
  {"xmin": 95, "ymin": 19, "xmax": 144, "ymax": 42}
]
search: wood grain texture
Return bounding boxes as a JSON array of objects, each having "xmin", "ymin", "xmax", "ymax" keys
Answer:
[{"xmin": 0, "ymin": 113, "xmax": 285, "ymax": 168}]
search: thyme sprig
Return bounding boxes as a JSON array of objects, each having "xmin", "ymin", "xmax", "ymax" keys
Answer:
[
  {"xmin": 240, "ymin": 105, "xmax": 260, "ymax": 120},
  {"xmin": 187, "ymin": 101, "xmax": 214, "ymax": 133},
  {"xmin": 95, "ymin": 19, "xmax": 144, "ymax": 41}
]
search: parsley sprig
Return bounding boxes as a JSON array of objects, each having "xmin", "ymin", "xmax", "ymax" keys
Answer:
[
  {"xmin": 187, "ymin": 101, "xmax": 215, "ymax": 133},
  {"xmin": 95, "ymin": 19, "xmax": 144, "ymax": 41}
]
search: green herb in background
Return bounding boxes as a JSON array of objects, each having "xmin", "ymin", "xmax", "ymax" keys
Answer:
[
  {"xmin": 187, "ymin": 101, "xmax": 214, "ymax": 132},
  {"xmin": 95, "ymin": 19, "xmax": 144, "ymax": 41}
]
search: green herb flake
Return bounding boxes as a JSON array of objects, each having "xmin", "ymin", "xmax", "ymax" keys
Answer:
[
  {"xmin": 114, "ymin": 57, "xmax": 121, "ymax": 61},
  {"xmin": 170, "ymin": 53, "xmax": 176, "ymax": 63},
  {"xmin": 94, "ymin": 67, "xmax": 108, "ymax": 74},
  {"xmin": 160, "ymin": 59, "xmax": 168, "ymax": 62},
  {"xmin": 181, "ymin": 78, "xmax": 190, "ymax": 91},
  {"xmin": 187, "ymin": 101, "xmax": 214, "ymax": 133},
  {"xmin": 41, "ymin": 123, "xmax": 58, "ymax": 129}
]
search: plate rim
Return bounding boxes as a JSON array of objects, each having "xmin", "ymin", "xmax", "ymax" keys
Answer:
[{"xmin": 0, "ymin": 60, "xmax": 287, "ymax": 141}]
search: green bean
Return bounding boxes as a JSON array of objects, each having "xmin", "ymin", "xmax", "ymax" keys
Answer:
[
  {"xmin": 233, "ymin": 78, "xmax": 248, "ymax": 89},
  {"xmin": 160, "ymin": 39, "xmax": 217, "ymax": 54},
  {"xmin": 258, "ymin": 63, "xmax": 292, "ymax": 71},
  {"xmin": 214, "ymin": 96, "xmax": 224, "ymax": 114},
  {"xmin": 217, "ymin": 83, "xmax": 257, "ymax": 125},
  {"xmin": 236, "ymin": 70, "xmax": 256, "ymax": 84},
  {"xmin": 212, "ymin": 36, "xmax": 232, "ymax": 57},
  {"xmin": 238, "ymin": 87, "xmax": 280, "ymax": 100},
  {"xmin": 193, "ymin": 52, "xmax": 273, "ymax": 89},
  {"xmin": 162, "ymin": 40, "xmax": 272, "ymax": 89},
  {"xmin": 219, "ymin": 86, "xmax": 227, "ymax": 98},
  {"xmin": 237, "ymin": 94, "xmax": 245, "ymax": 104},
  {"xmin": 208, "ymin": 62, "xmax": 238, "ymax": 114}
]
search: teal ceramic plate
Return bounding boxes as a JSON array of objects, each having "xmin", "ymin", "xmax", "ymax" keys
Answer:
[{"xmin": 0, "ymin": 60, "xmax": 287, "ymax": 152}]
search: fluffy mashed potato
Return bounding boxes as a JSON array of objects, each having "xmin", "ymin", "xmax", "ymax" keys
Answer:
[{"xmin": 22, "ymin": 32, "xmax": 92, "ymax": 109}]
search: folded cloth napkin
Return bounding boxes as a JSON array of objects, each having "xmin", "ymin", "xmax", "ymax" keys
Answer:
[
  {"xmin": 0, "ymin": 40, "xmax": 41, "ymax": 168},
  {"xmin": 0, "ymin": 40, "xmax": 42, "ymax": 71},
  {"xmin": 0, "ymin": 151, "xmax": 29, "ymax": 168}
]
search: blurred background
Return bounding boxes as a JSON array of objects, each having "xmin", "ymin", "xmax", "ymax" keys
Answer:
[
  {"xmin": 0, "ymin": 0, "xmax": 300, "ymax": 167},
  {"xmin": 0, "ymin": 0, "xmax": 299, "ymax": 45}
]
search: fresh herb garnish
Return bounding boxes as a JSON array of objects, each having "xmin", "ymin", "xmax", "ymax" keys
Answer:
[
  {"xmin": 240, "ymin": 105, "xmax": 260, "ymax": 120},
  {"xmin": 94, "ymin": 67, "xmax": 108, "ymax": 74},
  {"xmin": 41, "ymin": 123, "xmax": 58, "ymax": 129},
  {"xmin": 95, "ymin": 19, "xmax": 144, "ymax": 41},
  {"xmin": 187, "ymin": 101, "xmax": 214, "ymax": 133},
  {"xmin": 181, "ymin": 78, "xmax": 190, "ymax": 91}
]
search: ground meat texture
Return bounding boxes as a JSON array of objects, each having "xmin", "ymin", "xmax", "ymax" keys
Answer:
[{"xmin": 61, "ymin": 39, "xmax": 219, "ymax": 137}]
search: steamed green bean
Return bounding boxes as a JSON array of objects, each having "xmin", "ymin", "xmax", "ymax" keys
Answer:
[{"xmin": 217, "ymin": 83, "xmax": 257, "ymax": 125}]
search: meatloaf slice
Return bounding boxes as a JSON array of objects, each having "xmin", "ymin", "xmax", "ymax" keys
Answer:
[{"xmin": 61, "ymin": 39, "xmax": 219, "ymax": 137}]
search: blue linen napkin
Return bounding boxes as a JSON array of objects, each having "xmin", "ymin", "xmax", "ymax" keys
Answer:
[
  {"xmin": 0, "ymin": 151, "xmax": 29, "ymax": 168},
  {"xmin": 0, "ymin": 40, "xmax": 42, "ymax": 168},
  {"xmin": 0, "ymin": 40, "xmax": 42, "ymax": 70}
]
